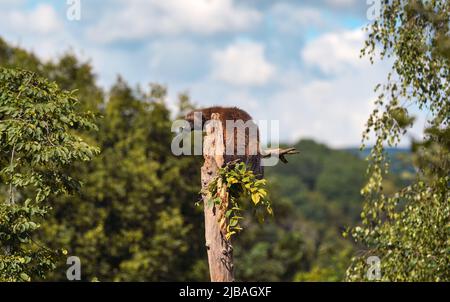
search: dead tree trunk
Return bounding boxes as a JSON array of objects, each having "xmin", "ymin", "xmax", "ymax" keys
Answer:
[
  {"xmin": 199, "ymin": 113, "xmax": 299, "ymax": 281},
  {"xmin": 201, "ymin": 113, "xmax": 234, "ymax": 282}
]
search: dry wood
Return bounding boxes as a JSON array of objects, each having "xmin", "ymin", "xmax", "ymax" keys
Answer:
[
  {"xmin": 200, "ymin": 114, "xmax": 298, "ymax": 282},
  {"xmin": 201, "ymin": 113, "xmax": 234, "ymax": 282},
  {"xmin": 262, "ymin": 147, "xmax": 299, "ymax": 163}
]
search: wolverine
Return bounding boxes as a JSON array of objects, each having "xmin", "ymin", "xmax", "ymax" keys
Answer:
[{"xmin": 185, "ymin": 106, "xmax": 264, "ymax": 178}]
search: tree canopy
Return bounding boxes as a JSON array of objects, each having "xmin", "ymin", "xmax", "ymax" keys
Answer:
[
  {"xmin": 1, "ymin": 3, "xmax": 447, "ymax": 280},
  {"xmin": 346, "ymin": 0, "xmax": 449, "ymax": 281},
  {"xmin": 0, "ymin": 67, "xmax": 99, "ymax": 281}
]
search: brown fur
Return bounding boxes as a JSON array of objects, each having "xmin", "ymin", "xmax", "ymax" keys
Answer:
[{"xmin": 185, "ymin": 106, "xmax": 263, "ymax": 178}]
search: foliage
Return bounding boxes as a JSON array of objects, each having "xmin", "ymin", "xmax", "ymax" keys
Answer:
[
  {"xmin": 0, "ymin": 40, "xmax": 207, "ymax": 281},
  {"xmin": 206, "ymin": 161, "xmax": 272, "ymax": 240},
  {"xmin": 234, "ymin": 139, "xmax": 377, "ymax": 281},
  {"xmin": 346, "ymin": 0, "xmax": 450, "ymax": 281},
  {"xmin": 294, "ymin": 246, "xmax": 353, "ymax": 282},
  {"xmin": 2, "ymin": 36, "xmax": 370, "ymax": 282},
  {"xmin": 0, "ymin": 36, "xmax": 414, "ymax": 282},
  {"xmin": 0, "ymin": 68, "xmax": 99, "ymax": 281},
  {"xmin": 37, "ymin": 79, "xmax": 202, "ymax": 281}
]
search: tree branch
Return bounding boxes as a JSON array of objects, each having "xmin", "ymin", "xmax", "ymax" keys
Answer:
[
  {"xmin": 261, "ymin": 147, "xmax": 299, "ymax": 164},
  {"xmin": 8, "ymin": 144, "xmax": 16, "ymax": 205}
]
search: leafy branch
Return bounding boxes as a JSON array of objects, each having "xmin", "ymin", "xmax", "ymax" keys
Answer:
[{"xmin": 205, "ymin": 160, "xmax": 272, "ymax": 240}]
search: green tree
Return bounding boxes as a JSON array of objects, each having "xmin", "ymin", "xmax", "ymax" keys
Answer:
[
  {"xmin": 38, "ymin": 78, "xmax": 205, "ymax": 281},
  {"xmin": 346, "ymin": 0, "xmax": 449, "ymax": 281},
  {"xmin": 2, "ymin": 34, "xmax": 415, "ymax": 282},
  {"xmin": 0, "ymin": 68, "xmax": 99, "ymax": 281},
  {"xmin": 1, "ymin": 38, "xmax": 207, "ymax": 281}
]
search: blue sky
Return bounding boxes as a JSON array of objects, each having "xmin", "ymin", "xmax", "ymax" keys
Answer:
[{"xmin": 0, "ymin": 0, "xmax": 425, "ymax": 147}]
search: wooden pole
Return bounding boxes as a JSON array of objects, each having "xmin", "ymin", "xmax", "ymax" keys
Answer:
[{"xmin": 201, "ymin": 113, "xmax": 234, "ymax": 282}]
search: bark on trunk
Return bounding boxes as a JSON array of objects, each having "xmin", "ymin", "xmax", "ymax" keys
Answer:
[{"xmin": 201, "ymin": 113, "xmax": 234, "ymax": 282}]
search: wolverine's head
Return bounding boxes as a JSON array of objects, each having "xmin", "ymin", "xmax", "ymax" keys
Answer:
[{"xmin": 184, "ymin": 109, "xmax": 207, "ymax": 131}]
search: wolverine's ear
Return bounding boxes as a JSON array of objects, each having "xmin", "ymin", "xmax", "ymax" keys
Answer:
[
  {"xmin": 185, "ymin": 110, "xmax": 204, "ymax": 131},
  {"xmin": 184, "ymin": 110, "xmax": 193, "ymax": 120}
]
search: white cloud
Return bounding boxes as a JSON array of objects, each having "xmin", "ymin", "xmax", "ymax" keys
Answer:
[
  {"xmin": 2, "ymin": 4, "xmax": 62, "ymax": 35},
  {"xmin": 147, "ymin": 39, "xmax": 210, "ymax": 83},
  {"xmin": 267, "ymin": 71, "xmax": 381, "ymax": 147},
  {"xmin": 182, "ymin": 28, "xmax": 391, "ymax": 147},
  {"xmin": 0, "ymin": 2, "xmax": 417, "ymax": 147},
  {"xmin": 187, "ymin": 62, "xmax": 381, "ymax": 147},
  {"xmin": 211, "ymin": 41, "xmax": 275, "ymax": 86},
  {"xmin": 272, "ymin": 3, "xmax": 325, "ymax": 33},
  {"xmin": 260, "ymin": 28, "xmax": 409, "ymax": 147},
  {"xmin": 0, "ymin": 0, "xmax": 25, "ymax": 9},
  {"xmin": 0, "ymin": 4, "xmax": 73, "ymax": 60},
  {"xmin": 325, "ymin": 0, "xmax": 358, "ymax": 8},
  {"xmin": 88, "ymin": 0, "xmax": 261, "ymax": 43},
  {"xmin": 301, "ymin": 29, "xmax": 367, "ymax": 75}
]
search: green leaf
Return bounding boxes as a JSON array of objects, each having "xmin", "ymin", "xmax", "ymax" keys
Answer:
[
  {"xmin": 251, "ymin": 193, "xmax": 260, "ymax": 205},
  {"xmin": 20, "ymin": 273, "xmax": 31, "ymax": 282}
]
